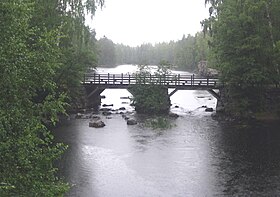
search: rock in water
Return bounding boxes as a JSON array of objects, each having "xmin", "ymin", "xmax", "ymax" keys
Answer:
[
  {"xmin": 89, "ymin": 120, "xmax": 105, "ymax": 128},
  {"xmin": 169, "ymin": 112, "xmax": 179, "ymax": 118},
  {"xmin": 75, "ymin": 113, "xmax": 83, "ymax": 119},
  {"xmin": 205, "ymin": 108, "xmax": 214, "ymax": 112},
  {"xmin": 102, "ymin": 104, "xmax": 113, "ymax": 107},
  {"xmin": 127, "ymin": 119, "xmax": 137, "ymax": 125},
  {"xmin": 102, "ymin": 111, "xmax": 112, "ymax": 116},
  {"xmin": 91, "ymin": 115, "xmax": 101, "ymax": 120}
]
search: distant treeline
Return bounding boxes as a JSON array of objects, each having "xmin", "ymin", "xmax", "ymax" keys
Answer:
[{"xmin": 97, "ymin": 32, "xmax": 210, "ymax": 71}]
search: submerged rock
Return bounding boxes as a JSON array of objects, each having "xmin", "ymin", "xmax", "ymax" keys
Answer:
[
  {"xmin": 119, "ymin": 107, "xmax": 126, "ymax": 111},
  {"xmin": 102, "ymin": 111, "xmax": 112, "ymax": 116},
  {"xmin": 75, "ymin": 113, "xmax": 91, "ymax": 119},
  {"xmin": 91, "ymin": 115, "xmax": 101, "ymax": 120},
  {"xmin": 127, "ymin": 119, "xmax": 137, "ymax": 125},
  {"xmin": 122, "ymin": 114, "xmax": 130, "ymax": 120},
  {"xmin": 89, "ymin": 120, "xmax": 105, "ymax": 128}
]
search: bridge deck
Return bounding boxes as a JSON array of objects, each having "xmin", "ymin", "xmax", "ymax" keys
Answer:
[
  {"xmin": 83, "ymin": 73, "xmax": 220, "ymax": 90},
  {"xmin": 83, "ymin": 74, "xmax": 218, "ymax": 89}
]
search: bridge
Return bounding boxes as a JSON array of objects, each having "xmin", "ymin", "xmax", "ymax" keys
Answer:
[{"xmin": 82, "ymin": 73, "xmax": 221, "ymax": 101}]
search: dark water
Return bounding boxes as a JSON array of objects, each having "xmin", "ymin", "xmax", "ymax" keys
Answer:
[{"xmin": 54, "ymin": 65, "xmax": 280, "ymax": 196}]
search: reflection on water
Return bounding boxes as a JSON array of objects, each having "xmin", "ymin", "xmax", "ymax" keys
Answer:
[{"xmin": 55, "ymin": 65, "xmax": 280, "ymax": 196}]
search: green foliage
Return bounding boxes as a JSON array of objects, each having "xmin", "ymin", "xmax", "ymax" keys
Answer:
[
  {"xmin": 0, "ymin": 0, "xmax": 103, "ymax": 195},
  {"xmin": 129, "ymin": 85, "xmax": 171, "ymax": 114},
  {"xmin": 129, "ymin": 65, "xmax": 171, "ymax": 114},
  {"xmin": 204, "ymin": 0, "xmax": 280, "ymax": 117}
]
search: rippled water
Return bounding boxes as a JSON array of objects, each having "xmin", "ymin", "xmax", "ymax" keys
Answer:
[{"xmin": 54, "ymin": 65, "xmax": 280, "ymax": 196}]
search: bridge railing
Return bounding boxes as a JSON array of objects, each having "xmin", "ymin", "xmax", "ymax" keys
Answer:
[{"xmin": 83, "ymin": 73, "xmax": 219, "ymax": 87}]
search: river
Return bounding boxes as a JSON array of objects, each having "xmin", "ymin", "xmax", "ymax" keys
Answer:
[{"xmin": 54, "ymin": 65, "xmax": 280, "ymax": 196}]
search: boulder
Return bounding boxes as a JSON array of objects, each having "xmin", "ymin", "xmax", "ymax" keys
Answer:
[
  {"xmin": 127, "ymin": 119, "xmax": 137, "ymax": 125},
  {"xmin": 119, "ymin": 107, "xmax": 126, "ymax": 111},
  {"xmin": 205, "ymin": 108, "xmax": 214, "ymax": 112},
  {"xmin": 100, "ymin": 108, "xmax": 111, "ymax": 112},
  {"xmin": 102, "ymin": 111, "xmax": 112, "ymax": 116},
  {"xmin": 75, "ymin": 113, "xmax": 83, "ymax": 119},
  {"xmin": 169, "ymin": 112, "xmax": 179, "ymax": 118},
  {"xmin": 102, "ymin": 104, "xmax": 113, "ymax": 107},
  {"xmin": 89, "ymin": 120, "xmax": 105, "ymax": 128},
  {"xmin": 120, "ymin": 96, "xmax": 130, "ymax": 99}
]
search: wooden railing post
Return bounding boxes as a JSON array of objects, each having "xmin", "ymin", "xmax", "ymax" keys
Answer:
[
  {"xmin": 108, "ymin": 73, "xmax": 110, "ymax": 84},
  {"xmin": 121, "ymin": 73, "xmax": 123, "ymax": 84},
  {"xmin": 129, "ymin": 74, "xmax": 130, "ymax": 84},
  {"xmin": 113, "ymin": 74, "xmax": 115, "ymax": 84},
  {"xmin": 193, "ymin": 74, "xmax": 195, "ymax": 86}
]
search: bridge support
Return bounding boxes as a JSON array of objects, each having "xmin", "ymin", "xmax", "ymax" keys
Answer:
[
  {"xmin": 207, "ymin": 89, "xmax": 220, "ymax": 100},
  {"xmin": 168, "ymin": 88, "xmax": 178, "ymax": 98},
  {"xmin": 207, "ymin": 89, "xmax": 225, "ymax": 112},
  {"xmin": 84, "ymin": 85, "xmax": 105, "ymax": 109}
]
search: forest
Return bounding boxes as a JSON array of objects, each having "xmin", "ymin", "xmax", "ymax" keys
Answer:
[
  {"xmin": 1, "ymin": 0, "xmax": 280, "ymax": 196},
  {"xmin": 97, "ymin": 33, "xmax": 210, "ymax": 72}
]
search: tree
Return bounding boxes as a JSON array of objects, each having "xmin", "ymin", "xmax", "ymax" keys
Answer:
[
  {"xmin": 0, "ymin": 1, "xmax": 69, "ymax": 195},
  {"xmin": 0, "ymin": 0, "xmax": 103, "ymax": 195},
  {"xmin": 203, "ymin": 0, "xmax": 280, "ymax": 117},
  {"xmin": 129, "ymin": 64, "xmax": 171, "ymax": 114},
  {"xmin": 97, "ymin": 37, "xmax": 116, "ymax": 66},
  {"xmin": 28, "ymin": 0, "xmax": 103, "ymax": 109}
]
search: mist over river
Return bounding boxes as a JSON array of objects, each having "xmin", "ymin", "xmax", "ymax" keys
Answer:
[{"xmin": 54, "ymin": 65, "xmax": 280, "ymax": 197}]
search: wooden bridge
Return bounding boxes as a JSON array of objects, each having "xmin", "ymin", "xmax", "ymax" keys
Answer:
[{"xmin": 82, "ymin": 73, "xmax": 221, "ymax": 100}]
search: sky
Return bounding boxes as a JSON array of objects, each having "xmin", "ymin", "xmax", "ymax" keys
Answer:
[{"xmin": 87, "ymin": 0, "xmax": 209, "ymax": 47}]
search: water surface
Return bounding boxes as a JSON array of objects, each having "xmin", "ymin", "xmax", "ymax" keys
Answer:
[{"xmin": 55, "ymin": 65, "xmax": 280, "ymax": 196}]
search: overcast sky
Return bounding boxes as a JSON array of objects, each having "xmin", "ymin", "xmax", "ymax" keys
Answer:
[{"xmin": 87, "ymin": 0, "xmax": 209, "ymax": 47}]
